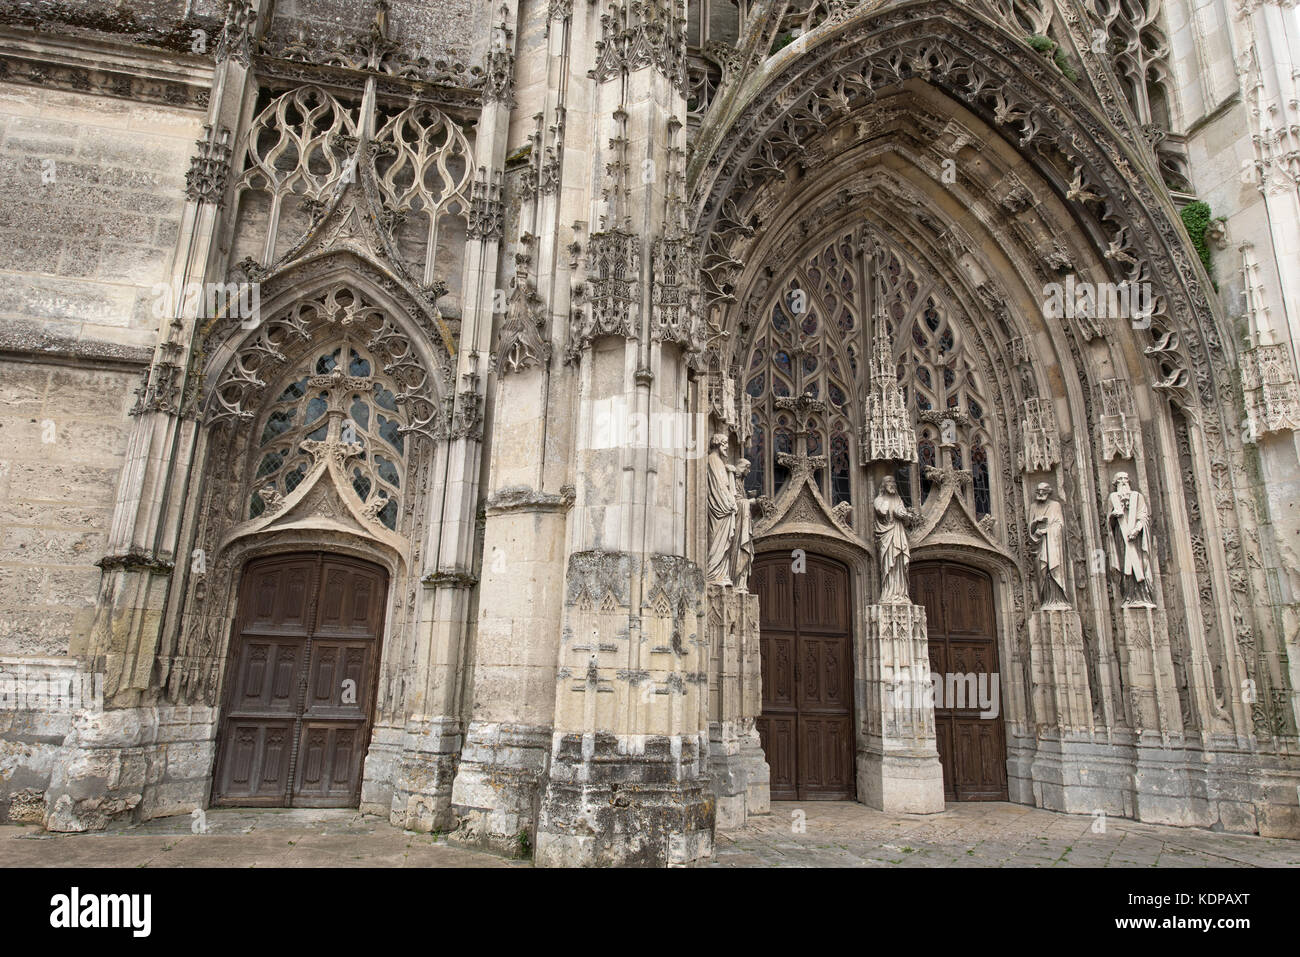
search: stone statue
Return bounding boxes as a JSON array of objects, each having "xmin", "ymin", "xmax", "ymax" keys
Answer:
[
  {"xmin": 873, "ymin": 475, "xmax": 913, "ymax": 603},
  {"xmin": 706, "ymin": 433, "xmax": 737, "ymax": 585},
  {"xmin": 1027, "ymin": 482, "xmax": 1070, "ymax": 609},
  {"xmin": 733, "ymin": 458, "xmax": 756, "ymax": 592},
  {"xmin": 1107, "ymin": 471, "xmax": 1155, "ymax": 607}
]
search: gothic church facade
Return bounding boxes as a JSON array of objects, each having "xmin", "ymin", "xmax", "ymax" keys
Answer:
[{"xmin": 0, "ymin": 0, "xmax": 1298, "ymax": 866}]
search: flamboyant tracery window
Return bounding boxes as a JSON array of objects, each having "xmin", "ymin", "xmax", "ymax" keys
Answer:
[
  {"xmin": 248, "ymin": 340, "xmax": 408, "ymax": 530},
  {"xmin": 743, "ymin": 228, "xmax": 995, "ymax": 520}
]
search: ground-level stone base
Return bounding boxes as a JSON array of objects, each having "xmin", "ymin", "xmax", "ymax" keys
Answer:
[
  {"xmin": 44, "ymin": 703, "xmax": 217, "ymax": 832},
  {"xmin": 447, "ymin": 721, "xmax": 551, "ymax": 857},
  {"xmin": 856, "ymin": 750, "xmax": 946, "ymax": 814},
  {"xmin": 362, "ymin": 715, "xmax": 462, "ymax": 833},
  {"xmin": 1019, "ymin": 731, "xmax": 1300, "ymax": 838},
  {"xmin": 708, "ymin": 718, "xmax": 770, "ymax": 829},
  {"xmin": 534, "ymin": 731, "xmax": 715, "ymax": 867}
]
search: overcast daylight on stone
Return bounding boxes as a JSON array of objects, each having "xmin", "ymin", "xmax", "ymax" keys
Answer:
[{"xmin": 0, "ymin": 0, "xmax": 1297, "ymax": 904}]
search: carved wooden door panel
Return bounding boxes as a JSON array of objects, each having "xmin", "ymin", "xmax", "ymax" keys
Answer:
[
  {"xmin": 214, "ymin": 554, "xmax": 387, "ymax": 808},
  {"xmin": 910, "ymin": 563, "xmax": 1008, "ymax": 801},
  {"xmin": 755, "ymin": 553, "xmax": 855, "ymax": 800}
]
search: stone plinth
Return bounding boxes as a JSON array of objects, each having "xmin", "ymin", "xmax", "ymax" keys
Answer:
[
  {"xmin": 1027, "ymin": 607, "xmax": 1094, "ymax": 732},
  {"xmin": 379, "ymin": 715, "xmax": 462, "ymax": 833},
  {"xmin": 857, "ymin": 601, "xmax": 945, "ymax": 814},
  {"xmin": 1118, "ymin": 607, "xmax": 1181, "ymax": 736},
  {"xmin": 534, "ymin": 731, "xmax": 715, "ymax": 867},
  {"xmin": 706, "ymin": 585, "xmax": 769, "ymax": 828},
  {"xmin": 448, "ymin": 722, "xmax": 552, "ymax": 857}
]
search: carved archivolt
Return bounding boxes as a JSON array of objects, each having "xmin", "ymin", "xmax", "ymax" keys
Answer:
[
  {"xmin": 205, "ymin": 283, "xmax": 445, "ymax": 443},
  {"xmin": 689, "ymin": 4, "xmax": 1287, "ymax": 739}
]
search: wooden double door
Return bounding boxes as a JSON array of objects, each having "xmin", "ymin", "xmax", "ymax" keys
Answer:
[
  {"xmin": 910, "ymin": 563, "xmax": 1008, "ymax": 801},
  {"xmin": 213, "ymin": 553, "xmax": 387, "ymax": 808},
  {"xmin": 754, "ymin": 553, "xmax": 856, "ymax": 801}
]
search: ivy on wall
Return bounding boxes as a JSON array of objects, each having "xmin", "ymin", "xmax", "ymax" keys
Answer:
[
  {"xmin": 1025, "ymin": 34, "xmax": 1080, "ymax": 82},
  {"xmin": 1179, "ymin": 200, "xmax": 1216, "ymax": 289}
]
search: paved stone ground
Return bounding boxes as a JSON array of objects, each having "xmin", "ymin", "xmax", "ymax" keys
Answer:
[
  {"xmin": 711, "ymin": 801, "xmax": 1300, "ymax": 868},
  {"xmin": 0, "ymin": 802, "xmax": 1295, "ymax": 867},
  {"xmin": 0, "ymin": 808, "xmax": 523, "ymax": 868}
]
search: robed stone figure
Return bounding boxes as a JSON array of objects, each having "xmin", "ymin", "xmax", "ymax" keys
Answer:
[
  {"xmin": 1028, "ymin": 482, "xmax": 1070, "ymax": 609},
  {"xmin": 733, "ymin": 458, "xmax": 756, "ymax": 592},
  {"xmin": 707, "ymin": 433, "xmax": 737, "ymax": 585},
  {"xmin": 1107, "ymin": 471, "xmax": 1155, "ymax": 607},
  {"xmin": 874, "ymin": 475, "xmax": 912, "ymax": 603}
]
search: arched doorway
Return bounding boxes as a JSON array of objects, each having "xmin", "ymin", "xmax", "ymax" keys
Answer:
[
  {"xmin": 212, "ymin": 552, "xmax": 387, "ymax": 807},
  {"xmin": 753, "ymin": 551, "xmax": 855, "ymax": 800},
  {"xmin": 910, "ymin": 562, "xmax": 1007, "ymax": 801}
]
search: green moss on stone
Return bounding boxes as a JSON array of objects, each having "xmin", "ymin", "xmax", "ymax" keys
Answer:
[{"xmin": 1180, "ymin": 200, "xmax": 1216, "ymax": 288}]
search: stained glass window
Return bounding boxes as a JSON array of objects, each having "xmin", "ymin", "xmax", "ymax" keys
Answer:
[
  {"xmin": 248, "ymin": 341, "xmax": 408, "ymax": 530},
  {"xmin": 742, "ymin": 228, "xmax": 997, "ymax": 522}
]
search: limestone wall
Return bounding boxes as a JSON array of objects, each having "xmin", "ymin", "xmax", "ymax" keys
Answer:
[
  {"xmin": 0, "ymin": 82, "xmax": 199, "ymax": 352},
  {"xmin": 0, "ymin": 81, "xmax": 199, "ymax": 657}
]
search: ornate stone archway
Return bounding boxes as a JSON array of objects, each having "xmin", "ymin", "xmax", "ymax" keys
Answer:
[{"xmin": 693, "ymin": 1, "xmax": 1295, "ymax": 832}]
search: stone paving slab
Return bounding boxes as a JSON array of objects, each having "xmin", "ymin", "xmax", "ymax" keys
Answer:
[
  {"xmin": 0, "ymin": 808, "xmax": 522, "ymax": 868},
  {"xmin": 709, "ymin": 801, "xmax": 1300, "ymax": 868},
  {"xmin": 0, "ymin": 802, "xmax": 1295, "ymax": 867}
]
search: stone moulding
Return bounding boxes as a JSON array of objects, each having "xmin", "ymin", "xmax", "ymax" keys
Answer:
[
  {"xmin": 0, "ymin": 39, "xmax": 211, "ymax": 109},
  {"xmin": 0, "ymin": 317, "xmax": 153, "ymax": 370},
  {"xmin": 421, "ymin": 570, "xmax": 479, "ymax": 589},
  {"xmin": 95, "ymin": 551, "xmax": 175, "ymax": 576},
  {"xmin": 484, "ymin": 484, "xmax": 576, "ymax": 516}
]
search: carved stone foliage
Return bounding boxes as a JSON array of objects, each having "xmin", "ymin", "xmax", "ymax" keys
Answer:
[
  {"xmin": 1019, "ymin": 397, "xmax": 1060, "ymax": 473},
  {"xmin": 256, "ymin": 0, "xmax": 487, "ymax": 103},
  {"xmin": 651, "ymin": 236, "xmax": 704, "ymax": 359},
  {"xmin": 592, "ymin": 0, "xmax": 689, "ymax": 89},
  {"xmin": 690, "ymin": 7, "xmax": 1204, "ymax": 422},
  {"xmin": 185, "ymin": 125, "xmax": 233, "ymax": 205},
  {"xmin": 568, "ymin": 230, "xmax": 641, "ymax": 361},
  {"xmin": 216, "ymin": 0, "xmax": 256, "ymax": 67},
  {"xmin": 1241, "ymin": 344, "xmax": 1300, "ymax": 437},
  {"xmin": 482, "ymin": 9, "xmax": 516, "ymax": 105},
  {"xmin": 206, "ymin": 283, "xmax": 446, "ymax": 443}
]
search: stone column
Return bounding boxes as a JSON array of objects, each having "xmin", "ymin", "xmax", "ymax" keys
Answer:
[
  {"xmin": 706, "ymin": 582, "xmax": 766, "ymax": 827},
  {"xmin": 856, "ymin": 292, "xmax": 943, "ymax": 813},
  {"xmin": 529, "ymin": 0, "xmax": 714, "ymax": 867},
  {"xmin": 859, "ymin": 601, "xmax": 945, "ymax": 813},
  {"xmin": 448, "ymin": 0, "xmax": 577, "ymax": 855},
  {"xmin": 380, "ymin": 10, "xmax": 516, "ymax": 834}
]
